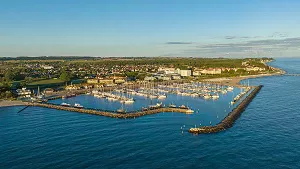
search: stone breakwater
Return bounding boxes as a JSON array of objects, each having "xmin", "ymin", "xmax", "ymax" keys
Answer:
[
  {"xmin": 189, "ymin": 85, "xmax": 263, "ymax": 134},
  {"xmin": 26, "ymin": 102, "xmax": 190, "ymax": 118}
]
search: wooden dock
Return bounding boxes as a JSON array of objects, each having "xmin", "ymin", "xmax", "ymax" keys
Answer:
[{"xmin": 189, "ymin": 85, "xmax": 263, "ymax": 134}]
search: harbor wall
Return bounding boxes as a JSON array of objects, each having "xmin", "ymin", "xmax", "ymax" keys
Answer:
[
  {"xmin": 189, "ymin": 85, "xmax": 263, "ymax": 134},
  {"xmin": 26, "ymin": 102, "xmax": 190, "ymax": 118}
]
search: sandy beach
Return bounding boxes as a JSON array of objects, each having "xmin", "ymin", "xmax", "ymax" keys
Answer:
[
  {"xmin": 0, "ymin": 100, "xmax": 28, "ymax": 108},
  {"xmin": 202, "ymin": 70, "xmax": 285, "ymax": 87}
]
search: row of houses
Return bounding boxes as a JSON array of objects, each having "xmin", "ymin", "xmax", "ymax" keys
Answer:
[
  {"xmin": 86, "ymin": 77, "xmax": 126, "ymax": 85},
  {"xmin": 158, "ymin": 66, "xmax": 267, "ymax": 77}
]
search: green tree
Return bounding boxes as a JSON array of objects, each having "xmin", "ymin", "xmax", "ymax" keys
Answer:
[
  {"xmin": 125, "ymin": 71, "xmax": 138, "ymax": 79},
  {"xmin": 4, "ymin": 71, "xmax": 15, "ymax": 82},
  {"xmin": 60, "ymin": 70, "xmax": 71, "ymax": 82}
]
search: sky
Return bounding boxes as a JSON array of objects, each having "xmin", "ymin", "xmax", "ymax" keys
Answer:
[{"xmin": 1, "ymin": 0, "xmax": 300, "ymax": 57}]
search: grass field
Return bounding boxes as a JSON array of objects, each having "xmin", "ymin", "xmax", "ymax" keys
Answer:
[{"xmin": 28, "ymin": 79, "xmax": 65, "ymax": 85}]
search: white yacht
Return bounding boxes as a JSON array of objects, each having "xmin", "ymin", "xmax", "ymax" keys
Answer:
[
  {"xmin": 227, "ymin": 86, "xmax": 234, "ymax": 91},
  {"xmin": 204, "ymin": 94, "xmax": 211, "ymax": 99},
  {"xmin": 158, "ymin": 94, "xmax": 167, "ymax": 100},
  {"xmin": 125, "ymin": 98, "xmax": 134, "ymax": 104},
  {"xmin": 212, "ymin": 94, "xmax": 219, "ymax": 99}
]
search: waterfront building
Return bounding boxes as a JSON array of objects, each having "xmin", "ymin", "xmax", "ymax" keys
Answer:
[
  {"xmin": 16, "ymin": 88, "xmax": 32, "ymax": 97},
  {"xmin": 65, "ymin": 85, "xmax": 81, "ymax": 90},
  {"xmin": 179, "ymin": 69, "xmax": 192, "ymax": 77},
  {"xmin": 87, "ymin": 79, "xmax": 99, "ymax": 84},
  {"xmin": 43, "ymin": 88, "xmax": 54, "ymax": 94}
]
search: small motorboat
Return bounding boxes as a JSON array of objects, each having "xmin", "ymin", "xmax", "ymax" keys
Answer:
[
  {"xmin": 74, "ymin": 103, "xmax": 83, "ymax": 108},
  {"xmin": 179, "ymin": 105, "xmax": 188, "ymax": 109},
  {"xmin": 169, "ymin": 104, "xmax": 176, "ymax": 108},
  {"xmin": 186, "ymin": 109, "xmax": 194, "ymax": 114},
  {"xmin": 61, "ymin": 102, "xmax": 71, "ymax": 107},
  {"xmin": 117, "ymin": 108, "xmax": 126, "ymax": 114}
]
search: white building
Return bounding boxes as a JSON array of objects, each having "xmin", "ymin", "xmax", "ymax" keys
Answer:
[
  {"xmin": 246, "ymin": 67, "xmax": 265, "ymax": 72},
  {"xmin": 158, "ymin": 67, "xmax": 176, "ymax": 74},
  {"xmin": 171, "ymin": 75, "xmax": 181, "ymax": 80},
  {"xmin": 41, "ymin": 65, "xmax": 54, "ymax": 70},
  {"xmin": 179, "ymin": 69, "xmax": 192, "ymax": 77},
  {"xmin": 16, "ymin": 88, "xmax": 32, "ymax": 97},
  {"xmin": 201, "ymin": 68, "xmax": 222, "ymax": 75}
]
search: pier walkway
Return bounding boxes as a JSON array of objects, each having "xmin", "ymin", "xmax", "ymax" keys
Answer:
[{"xmin": 189, "ymin": 85, "xmax": 263, "ymax": 134}]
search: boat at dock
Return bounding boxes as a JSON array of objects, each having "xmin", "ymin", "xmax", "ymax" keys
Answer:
[
  {"xmin": 212, "ymin": 94, "xmax": 219, "ymax": 100},
  {"xmin": 227, "ymin": 86, "xmax": 234, "ymax": 91},
  {"xmin": 124, "ymin": 98, "xmax": 135, "ymax": 104},
  {"xmin": 179, "ymin": 105, "xmax": 188, "ymax": 109},
  {"xmin": 74, "ymin": 103, "xmax": 83, "ymax": 108},
  {"xmin": 186, "ymin": 109, "xmax": 194, "ymax": 114},
  {"xmin": 158, "ymin": 94, "xmax": 167, "ymax": 100},
  {"xmin": 117, "ymin": 108, "xmax": 126, "ymax": 114},
  {"xmin": 61, "ymin": 102, "xmax": 71, "ymax": 107},
  {"xmin": 62, "ymin": 94, "xmax": 76, "ymax": 99},
  {"xmin": 169, "ymin": 104, "xmax": 176, "ymax": 108}
]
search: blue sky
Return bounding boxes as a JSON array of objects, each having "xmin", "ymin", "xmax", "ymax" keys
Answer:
[{"xmin": 1, "ymin": 0, "xmax": 300, "ymax": 57}]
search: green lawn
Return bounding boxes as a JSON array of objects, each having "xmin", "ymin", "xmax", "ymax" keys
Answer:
[{"xmin": 28, "ymin": 79, "xmax": 65, "ymax": 85}]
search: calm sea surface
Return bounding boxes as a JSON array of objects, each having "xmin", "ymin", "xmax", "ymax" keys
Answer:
[{"xmin": 1, "ymin": 58, "xmax": 300, "ymax": 169}]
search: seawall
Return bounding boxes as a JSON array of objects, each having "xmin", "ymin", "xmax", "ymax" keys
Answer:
[
  {"xmin": 189, "ymin": 85, "xmax": 263, "ymax": 134},
  {"xmin": 26, "ymin": 102, "xmax": 191, "ymax": 118}
]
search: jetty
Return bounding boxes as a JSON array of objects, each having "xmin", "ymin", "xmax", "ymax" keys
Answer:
[
  {"xmin": 189, "ymin": 85, "xmax": 263, "ymax": 134},
  {"xmin": 285, "ymin": 74, "xmax": 300, "ymax": 76},
  {"xmin": 26, "ymin": 102, "xmax": 192, "ymax": 118}
]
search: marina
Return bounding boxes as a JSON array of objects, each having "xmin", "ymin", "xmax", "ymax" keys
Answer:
[
  {"xmin": 0, "ymin": 0, "xmax": 299, "ymax": 166},
  {"xmin": 47, "ymin": 82, "xmax": 249, "ymax": 117},
  {"xmin": 13, "ymin": 81, "xmax": 255, "ymax": 129}
]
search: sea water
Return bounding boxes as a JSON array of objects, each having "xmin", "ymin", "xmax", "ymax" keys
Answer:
[{"xmin": 1, "ymin": 58, "xmax": 300, "ymax": 168}]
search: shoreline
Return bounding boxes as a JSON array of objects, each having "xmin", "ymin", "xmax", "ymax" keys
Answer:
[
  {"xmin": 201, "ymin": 64, "xmax": 285, "ymax": 87},
  {"xmin": 1, "ymin": 62, "xmax": 285, "ymax": 108},
  {"xmin": 0, "ymin": 100, "xmax": 28, "ymax": 108}
]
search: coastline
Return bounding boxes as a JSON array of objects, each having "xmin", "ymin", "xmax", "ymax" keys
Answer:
[
  {"xmin": 201, "ymin": 63, "xmax": 285, "ymax": 87},
  {"xmin": 0, "ymin": 61, "xmax": 285, "ymax": 108},
  {"xmin": 0, "ymin": 100, "xmax": 28, "ymax": 108}
]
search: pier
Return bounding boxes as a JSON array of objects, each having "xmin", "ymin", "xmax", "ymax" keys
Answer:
[
  {"xmin": 26, "ymin": 102, "xmax": 191, "ymax": 118},
  {"xmin": 284, "ymin": 74, "xmax": 300, "ymax": 76},
  {"xmin": 189, "ymin": 85, "xmax": 263, "ymax": 134}
]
